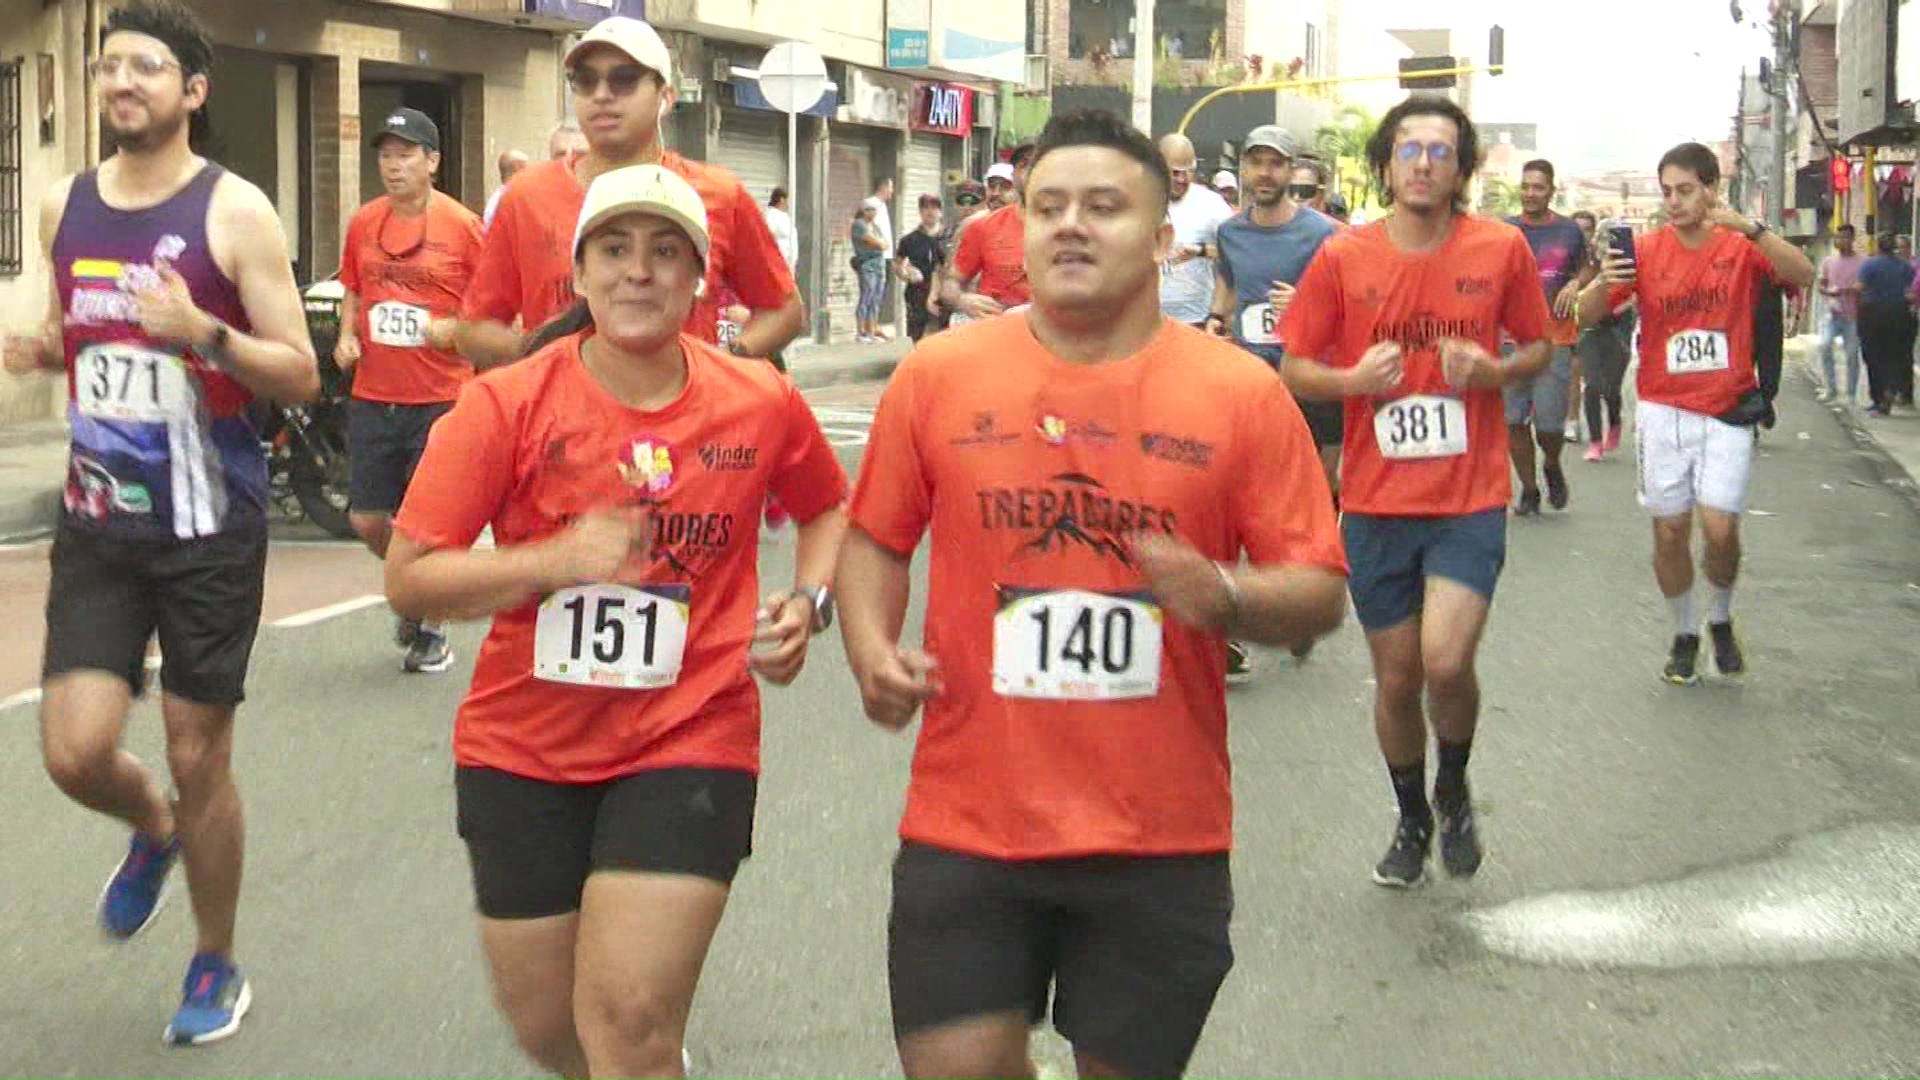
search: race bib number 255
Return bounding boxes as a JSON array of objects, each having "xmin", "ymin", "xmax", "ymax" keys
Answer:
[{"xmin": 992, "ymin": 588, "xmax": 1163, "ymax": 701}]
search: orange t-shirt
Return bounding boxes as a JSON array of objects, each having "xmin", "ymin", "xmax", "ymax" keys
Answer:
[
  {"xmin": 848, "ymin": 317, "xmax": 1346, "ymax": 861},
  {"xmin": 1611, "ymin": 225, "xmax": 1774, "ymax": 417},
  {"xmin": 951, "ymin": 204, "xmax": 1030, "ymax": 306},
  {"xmin": 393, "ymin": 333, "xmax": 848, "ymax": 783},
  {"xmin": 462, "ymin": 152, "xmax": 798, "ymax": 344},
  {"xmin": 1281, "ymin": 216, "xmax": 1552, "ymax": 517},
  {"xmin": 338, "ymin": 191, "xmax": 483, "ymax": 404}
]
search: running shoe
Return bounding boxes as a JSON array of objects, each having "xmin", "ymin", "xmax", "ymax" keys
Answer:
[
  {"xmin": 1512, "ymin": 487, "xmax": 1542, "ymax": 516},
  {"xmin": 98, "ymin": 831, "xmax": 180, "ymax": 939},
  {"xmin": 1371, "ymin": 816, "xmax": 1432, "ymax": 888},
  {"xmin": 1225, "ymin": 641, "xmax": 1253, "ymax": 685},
  {"xmin": 164, "ymin": 953, "xmax": 252, "ymax": 1046},
  {"xmin": 1437, "ymin": 800, "xmax": 1483, "ymax": 878},
  {"xmin": 1663, "ymin": 633, "xmax": 1702, "ymax": 686},
  {"xmin": 404, "ymin": 626, "xmax": 454, "ymax": 674},
  {"xmin": 1603, "ymin": 425, "xmax": 1622, "ymax": 453},
  {"xmin": 1584, "ymin": 443, "xmax": 1605, "ymax": 463},
  {"xmin": 1562, "ymin": 420, "xmax": 1581, "ymax": 442},
  {"xmin": 1708, "ymin": 620, "xmax": 1745, "ymax": 677},
  {"xmin": 1815, "ymin": 389, "xmax": 1835, "ymax": 404},
  {"xmin": 1543, "ymin": 465, "xmax": 1570, "ymax": 510},
  {"xmin": 394, "ymin": 614, "xmax": 421, "ymax": 649}
]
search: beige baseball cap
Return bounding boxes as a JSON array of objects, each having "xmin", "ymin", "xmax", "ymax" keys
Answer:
[
  {"xmin": 574, "ymin": 164, "xmax": 709, "ymax": 261},
  {"xmin": 565, "ymin": 16, "xmax": 674, "ymax": 85}
]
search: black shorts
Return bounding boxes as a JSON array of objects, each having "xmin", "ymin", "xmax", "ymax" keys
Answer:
[
  {"xmin": 455, "ymin": 765, "xmax": 757, "ymax": 920},
  {"xmin": 1299, "ymin": 398, "xmax": 1345, "ymax": 448},
  {"xmin": 888, "ymin": 842, "xmax": 1234, "ymax": 1078},
  {"xmin": 42, "ymin": 517, "xmax": 268, "ymax": 706},
  {"xmin": 347, "ymin": 399, "xmax": 452, "ymax": 515}
]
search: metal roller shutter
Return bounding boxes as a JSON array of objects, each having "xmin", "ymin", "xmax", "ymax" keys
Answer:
[
  {"xmin": 713, "ymin": 109, "xmax": 788, "ymax": 208},
  {"xmin": 905, "ymin": 135, "xmax": 947, "ymax": 212},
  {"xmin": 826, "ymin": 129, "xmax": 876, "ymax": 341}
]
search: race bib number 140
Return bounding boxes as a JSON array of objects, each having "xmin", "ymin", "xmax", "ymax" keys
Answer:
[{"xmin": 992, "ymin": 587, "xmax": 1163, "ymax": 700}]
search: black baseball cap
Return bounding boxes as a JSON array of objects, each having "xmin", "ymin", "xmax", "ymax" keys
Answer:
[{"xmin": 371, "ymin": 107, "xmax": 440, "ymax": 152}]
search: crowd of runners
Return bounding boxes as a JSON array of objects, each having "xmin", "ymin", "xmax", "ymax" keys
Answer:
[{"xmin": 2, "ymin": 0, "xmax": 1818, "ymax": 1075}]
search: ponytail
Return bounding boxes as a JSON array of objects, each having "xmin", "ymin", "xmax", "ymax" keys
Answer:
[{"xmin": 520, "ymin": 298, "xmax": 593, "ymax": 358}]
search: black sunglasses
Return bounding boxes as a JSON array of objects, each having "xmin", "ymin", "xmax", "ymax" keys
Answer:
[
  {"xmin": 567, "ymin": 64, "xmax": 652, "ymax": 97},
  {"xmin": 1289, "ymin": 183, "xmax": 1322, "ymax": 200}
]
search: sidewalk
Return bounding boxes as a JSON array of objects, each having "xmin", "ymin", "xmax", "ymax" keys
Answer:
[
  {"xmin": 0, "ymin": 336, "xmax": 909, "ymax": 542},
  {"xmin": 1785, "ymin": 335, "xmax": 1920, "ymax": 513}
]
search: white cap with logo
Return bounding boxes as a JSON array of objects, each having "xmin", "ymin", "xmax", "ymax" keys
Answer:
[
  {"xmin": 574, "ymin": 164, "xmax": 710, "ymax": 262},
  {"xmin": 985, "ymin": 162, "xmax": 1016, "ymax": 182},
  {"xmin": 565, "ymin": 16, "xmax": 674, "ymax": 85},
  {"xmin": 1212, "ymin": 170, "xmax": 1238, "ymax": 189}
]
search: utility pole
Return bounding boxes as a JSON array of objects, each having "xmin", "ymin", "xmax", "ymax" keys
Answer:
[
  {"xmin": 1131, "ymin": 0, "xmax": 1155, "ymax": 132},
  {"xmin": 1770, "ymin": 0, "xmax": 1795, "ymax": 229}
]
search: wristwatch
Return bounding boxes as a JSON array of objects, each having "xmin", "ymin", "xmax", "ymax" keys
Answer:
[
  {"xmin": 796, "ymin": 583, "xmax": 834, "ymax": 633},
  {"xmin": 201, "ymin": 319, "xmax": 232, "ymax": 363},
  {"xmin": 1746, "ymin": 221, "xmax": 1768, "ymax": 241},
  {"xmin": 727, "ymin": 340, "xmax": 751, "ymax": 357}
]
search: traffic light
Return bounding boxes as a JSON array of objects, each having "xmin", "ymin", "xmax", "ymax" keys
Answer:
[
  {"xmin": 1217, "ymin": 141, "xmax": 1238, "ymax": 176},
  {"xmin": 1398, "ymin": 55, "xmax": 1459, "ymax": 90},
  {"xmin": 1489, "ymin": 25, "xmax": 1505, "ymax": 74}
]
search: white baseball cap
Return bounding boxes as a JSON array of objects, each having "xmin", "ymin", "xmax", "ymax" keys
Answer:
[
  {"xmin": 565, "ymin": 17, "xmax": 674, "ymax": 85},
  {"xmin": 985, "ymin": 162, "xmax": 1016, "ymax": 182},
  {"xmin": 1212, "ymin": 170, "xmax": 1238, "ymax": 188},
  {"xmin": 574, "ymin": 164, "xmax": 709, "ymax": 262}
]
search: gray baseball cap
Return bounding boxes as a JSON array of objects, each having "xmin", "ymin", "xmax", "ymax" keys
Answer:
[{"xmin": 1244, "ymin": 124, "xmax": 1297, "ymax": 159}]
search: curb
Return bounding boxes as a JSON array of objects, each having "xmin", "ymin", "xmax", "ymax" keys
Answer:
[
  {"xmin": 789, "ymin": 356, "xmax": 902, "ymax": 392},
  {"xmin": 1784, "ymin": 339, "xmax": 1920, "ymax": 517}
]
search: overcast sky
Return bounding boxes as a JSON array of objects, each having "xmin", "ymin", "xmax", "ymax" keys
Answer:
[{"xmin": 1344, "ymin": 0, "xmax": 1775, "ymax": 175}]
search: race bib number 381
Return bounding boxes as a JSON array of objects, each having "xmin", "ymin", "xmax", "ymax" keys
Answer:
[
  {"xmin": 1373, "ymin": 394, "xmax": 1468, "ymax": 460},
  {"xmin": 992, "ymin": 587, "xmax": 1163, "ymax": 700},
  {"xmin": 1665, "ymin": 329, "xmax": 1730, "ymax": 374},
  {"xmin": 75, "ymin": 343, "xmax": 192, "ymax": 423},
  {"xmin": 534, "ymin": 584, "xmax": 692, "ymax": 689}
]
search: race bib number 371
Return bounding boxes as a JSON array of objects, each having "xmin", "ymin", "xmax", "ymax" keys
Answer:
[
  {"xmin": 75, "ymin": 343, "xmax": 192, "ymax": 423},
  {"xmin": 992, "ymin": 587, "xmax": 1163, "ymax": 700},
  {"xmin": 534, "ymin": 584, "xmax": 692, "ymax": 689}
]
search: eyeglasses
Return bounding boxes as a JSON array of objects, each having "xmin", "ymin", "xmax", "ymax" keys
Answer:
[
  {"xmin": 90, "ymin": 53, "xmax": 181, "ymax": 81},
  {"xmin": 567, "ymin": 64, "xmax": 652, "ymax": 97},
  {"xmin": 1289, "ymin": 183, "xmax": 1322, "ymax": 200},
  {"xmin": 1394, "ymin": 141, "xmax": 1457, "ymax": 165}
]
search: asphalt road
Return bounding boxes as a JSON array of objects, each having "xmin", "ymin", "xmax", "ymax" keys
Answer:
[{"xmin": 3, "ymin": 373, "xmax": 1919, "ymax": 1078}]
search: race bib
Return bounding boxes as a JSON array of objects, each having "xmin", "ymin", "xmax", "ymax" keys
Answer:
[
  {"xmin": 1374, "ymin": 394, "xmax": 1469, "ymax": 460},
  {"xmin": 992, "ymin": 587, "xmax": 1163, "ymax": 701},
  {"xmin": 1665, "ymin": 329, "xmax": 1729, "ymax": 374},
  {"xmin": 369, "ymin": 301, "xmax": 430, "ymax": 348},
  {"xmin": 75, "ymin": 343, "xmax": 192, "ymax": 423},
  {"xmin": 1239, "ymin": 303, "xmax": 1278, "ymax": 345},
  {"xmin": 533, "ymin": 584, "xmax": 692, "ymax": 689}
]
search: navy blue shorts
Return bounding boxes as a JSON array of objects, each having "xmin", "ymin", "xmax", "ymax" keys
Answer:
[{"xmin": 1341, "ymin": 509, "xmax": 1507, "ymax": 632}]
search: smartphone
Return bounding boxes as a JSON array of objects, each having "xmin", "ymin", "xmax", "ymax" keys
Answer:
[{"xmin": 1608, "ymin": 222, "xmax": 1636, "ymax": 264}]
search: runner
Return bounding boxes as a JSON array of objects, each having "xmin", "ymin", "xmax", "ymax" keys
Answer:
[
  {"xmin": 1212, "ymin": 169, "xmax": 1240, "ymax": 209},
  {"xmin": 942, "ymin": 142, "xmax": 1036, "ymax": 325},
  {"xmin": 1157, "ymin": 133, "xmax": 1235, "ymax": 330},
  {"xmin": 454, "ymin": 16, "xmax": 800, "ymax": 368},
  {"xmin": 0, "ymin": 0, "xmax": 318, "ymax": 1044},
  {"xmin": 1579, "ymin": 141, "xmax": 1814, "ymax": 684},
  {"xmin": 1504, "ymin": 159, "xmax": 1593, "ymax": 514},
  {"xmin": 385, "ymin": 164, "xmax": 848, "ymax": 1078},
  {"xmin": 1206, "ymin": 122, "xmax": 1341, "ymax": 675},
  {"xmin": 838, "ymin": 108, "xmax": 1347, "ymax": 1080},
  {"xmin": 334, "ymin": 107, "xmax": 484, "ymax": 674},
  {"xmin": 896, "ymin": 193, "xmax": 945, "ymax": 342},
  {"xmin": 1575, "ymin": 212, "xmax": 1633, "ymax": 462},
  {"xmin": 983, "ymin": 160, "xmax": 1017, "ymax": 210},
  {"xmin": 1281, "ymin": 95, "xmax": 1553, "ymax": 887},
  {"xmin": 1289, "ymin": 158, "xmax": 1333, "ymax": 217}
]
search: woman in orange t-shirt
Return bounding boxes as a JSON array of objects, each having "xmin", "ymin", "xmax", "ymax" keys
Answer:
[{"xmin": 385, "ymin": 165, "xmax": 848, "ymax": 1078}]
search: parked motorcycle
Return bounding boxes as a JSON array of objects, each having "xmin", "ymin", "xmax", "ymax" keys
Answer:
[{"xmin": 258, "ymin": 276, "xmax": 354, "ymax": 539}]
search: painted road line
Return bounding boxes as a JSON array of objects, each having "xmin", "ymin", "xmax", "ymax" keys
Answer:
[{"xmin": 272, "ymin": 593, "xmax": 387, "ymax": 628}]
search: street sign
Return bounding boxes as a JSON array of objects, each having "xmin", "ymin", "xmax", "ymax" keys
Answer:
[{"xmin": 757, "ymin": 42, "xmax": 829, "ymax": 115}]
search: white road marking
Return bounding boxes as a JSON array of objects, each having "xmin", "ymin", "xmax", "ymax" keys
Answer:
[
  {"xmin": 271, "ymin": 593, "xmax": 387, "ymax": 628},
  {"xmin": 0, "ymin": 688, "xmax": 41, "ymax": 712}
]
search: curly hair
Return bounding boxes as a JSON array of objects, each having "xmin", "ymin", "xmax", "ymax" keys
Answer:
[
  {"xmin": 103, "ymin": 0, "xmax": 214, "ymax": 79},
  {"xmin": 1367, "ymin": 95, "xmax": 1480, "ymax": 213},
  {"xmin": 1029, "ymin": 108, "xmax": 1172, "ymax": 212}
]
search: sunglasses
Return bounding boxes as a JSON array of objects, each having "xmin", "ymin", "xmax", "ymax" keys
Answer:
[
  {"xmin": 90, "ymin": 53, "xmax": 181, "ymax": 80},
  {"xmin": 1289, "ymin": 183, "xmax": 1322, "ymax": 199},
  {"xmin": 567, "ymin": 64, "xmax": 653, "ymax": 97},
  {"xmin": 1394, "ymin": 141, "xmax": 1457, "ymax": 164}
]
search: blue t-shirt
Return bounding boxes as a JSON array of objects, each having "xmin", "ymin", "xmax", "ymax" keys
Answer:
[
  {"xmin": 1215, "ymin": 206, "xmax": 1339, "ymax": 364},
  {"xmin": 1858, "ymin": 254, "xmax": 1915, "ymax": 306},
  {"xmin": 1507, "ymin": 213, "xmax": 1589, "ymax": 302}
]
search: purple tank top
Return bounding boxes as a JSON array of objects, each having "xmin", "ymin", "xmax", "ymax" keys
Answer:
[{"xmin": 53, "ymin": 163, "xmax": 265, "ymax": 540}]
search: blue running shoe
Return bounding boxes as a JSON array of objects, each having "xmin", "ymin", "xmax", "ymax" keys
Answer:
[
  {"xmin": 97, "ymin": 832, "xmax": 179, "ymax": 940},
  {"xmin": 164, "ymin": 953, "xmax": 252, "ymax": 1046}
]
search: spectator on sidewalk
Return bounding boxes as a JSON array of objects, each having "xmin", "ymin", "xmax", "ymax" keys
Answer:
[
  {"xmin": 1814, "ymin": 224, "xmax": 1865, "ymax": 404},
  {"xmin": 765, "ymin": 186, "xmax": 799, "ymax": 271},
  {"xmin": 895, "ymin": 194, "xmax": 944, "ymax": 342},
  {"xmin": 1857, "ymin": 231, "xmax": 1916, "ymax": 417},
  {"xmin": 851, "ymin": 203, "xmax": 889, "ymax": 343}
]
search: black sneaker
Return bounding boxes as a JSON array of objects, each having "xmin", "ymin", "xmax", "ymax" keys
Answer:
[
  {"xmin": 1371, "ymin": 816, "xmax": 1432, "ymax": 888},
  {"xmin": 1225, "ymin": 641, "xmax": 1253, "ymax": 685},
  {"xmin": 404, "ymin": 626, "xmax": 454, "ymax": 674},
  {"xmin": 1437, "ymin": 801, "xmax": 1483, "ymax": 878},
  {"xmin": 1512, "ymin": 487, "xmax": 1541, "ymax": 516},
  {"xmin": 1543, "ymin": 465, "xmax": 1569, "ymax": 510},
  {"xmin": 1663, "ymin": 633, "xmax": 1701, "ymax": 686},
  {"xmin": 395, "ymin": 615, "xmax": 421, "ymax": 649},
  {"xmin": 1708, "ymin": 620, "xmax": 1745, "ymax": 676}
]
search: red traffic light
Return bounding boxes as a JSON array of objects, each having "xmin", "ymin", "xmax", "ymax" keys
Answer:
[{"xmin": 1829, "ymin": 157, "xmax": 1850, "ymax": 193}]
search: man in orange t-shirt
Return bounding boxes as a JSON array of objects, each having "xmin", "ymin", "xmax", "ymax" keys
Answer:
[
  {"xmin": 1281, "ymin": 95, "xmax": 1551, "ymax": 890},
  {"xmin": 942, "ymin": 141, "xmax": 1036, "ymax": 324},
  {"xmin": 452, "ymin": 16, "xmax": 802, "ymax": 370},
  {"xmin": 838, "ymin": 109, "xmax": 1347, "ymax": 1080},
  {"xmin": 1579, "ymin": 141, "xmax": 1814, "ymax": 686},
  {"xmin": 335, "ymin": 107, "xmax": 483, "ymax": 673}
]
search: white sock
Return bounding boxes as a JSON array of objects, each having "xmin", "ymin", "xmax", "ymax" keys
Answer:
[
  {"xmin": 1706, "ymin": 584, "xmax": 1733, "ymax": 625},
  {"xmin": 1668, "ymin": 591, "xmax": 1696, "ymax": 636}
]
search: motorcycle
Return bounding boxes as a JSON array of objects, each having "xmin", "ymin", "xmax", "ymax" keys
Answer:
[{"xmin": 257, "ymin": 276, "xmax": 354, "ymax": 539}]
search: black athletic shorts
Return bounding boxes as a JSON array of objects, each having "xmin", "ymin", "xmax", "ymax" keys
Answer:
[
  {"xmin": 888, "ymin": 841, "xmax": 1234, "ymax": 1078},
  {"xmin": 42, "ymin": 516, "xmax": 268, "ymax": 706},
  {"xmin": 455, "ymin": 765, "xmax": 757, "ymax": 920},
  {"xmin": 1299, "ymin": 398, "xmax": 1345, "ymax": 449},
  {"xmin": 347, "ymin": 399, "xmax": 452, "ymax": 515}
]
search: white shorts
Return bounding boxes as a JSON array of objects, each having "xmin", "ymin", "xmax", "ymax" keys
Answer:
[{"xmin": 1634, "ymin": 400, "xmax": 1755, "ymax": 517}]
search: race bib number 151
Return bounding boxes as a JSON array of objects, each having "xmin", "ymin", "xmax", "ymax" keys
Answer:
[{"xmin": 534, "ymin": 584, "xmax": 692, "ymax": 689}]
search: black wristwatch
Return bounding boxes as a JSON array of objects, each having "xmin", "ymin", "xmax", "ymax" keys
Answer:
[
  {"xmin": 727, "ymin": 340, "xmax": 750, "ymax": 357},
  {"xmin": 1746, "ymin": 221, "xmax": 1768, "ymax": 241},
  {"xmin": 797, "ymin": 583, "xmax": 833, "ymax": 633}
]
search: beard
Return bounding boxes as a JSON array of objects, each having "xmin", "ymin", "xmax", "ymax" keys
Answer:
[{"xmin": 105, "ymin": 105, "xmax": 189, "ymax": 154}]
